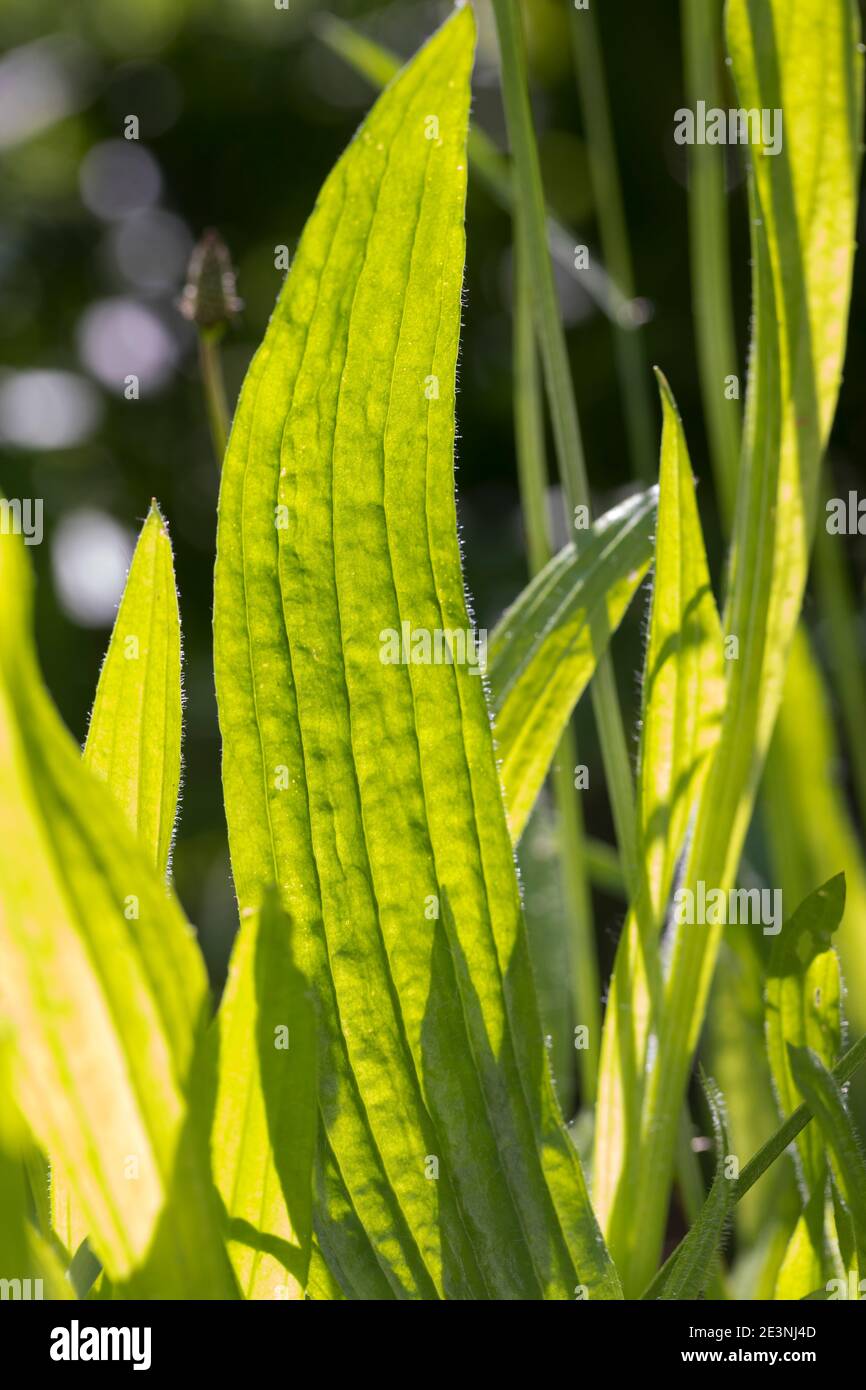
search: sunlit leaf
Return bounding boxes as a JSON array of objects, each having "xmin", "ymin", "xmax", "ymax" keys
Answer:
[
  {"xmin": 0, "ymin": 523, "xmax": 233, "ymax": 1298},
  {"xmin": 83, "ymin": 501, "xmax": 182, "ymax": 877},
  {"xmin": 213, "ymin": 6, "xmax": 619, "ymax": 1300},
  {"xmin": 594, "ymin": 374, "xmax": 724, "ymax": 1280},
  {"xmin": 488, "ymin": 488, "xmax": 656, "ymax": 843}
]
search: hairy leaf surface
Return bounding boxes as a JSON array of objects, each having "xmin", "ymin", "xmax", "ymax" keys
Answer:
[
  {"xmin": 594, "ymin": 375, "xmax": 724, "ymax": 1272},
  {"xmin": 213, "ymin": 6, "xmax": 619, "ymax": 1300},
  {"xmin": 643, "ymin": 1076, "xmax": 734, "ymax": 1300},
  {"xmin": 0, "ymin": 526, "xmax": 232, "ymax": 1298},
  {"xmin": 83, "ymin": 502, "xmax": 182, "ymax": 877}
]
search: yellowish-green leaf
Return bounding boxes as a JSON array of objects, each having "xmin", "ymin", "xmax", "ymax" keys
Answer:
[
  {"xmin": 83, "ymin": 501, "xmax": 182, "ymax": 877},
  {"xmin": 488, "ymin": 488, "xmax": 656, "ymax": 842},
  {"xmin": 212, "ymin": 890, "xmax": 317, "ymax": 1300},
  {"xmin": 213, "ymin": 6, "xmax": 619, "ymax": 1300},
  {"xmin": 594, "ymin": 374, "xmax": 724, "ymax": 1276},
  {"xmin": 53, "ymin": 501, "xmax": 184, "ymax": 1262},
  {"xmin": 0, "ymin": 524, "xmax": 233, "ymax": 1298}
]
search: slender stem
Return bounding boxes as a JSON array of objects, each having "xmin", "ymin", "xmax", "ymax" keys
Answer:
[
  {"xmin": 492, "ymin": 0, "xmax": 639, "ymax": 900},
  {"xmin": 567, "ymin": 3, "xmax": 656, "ymax": 484},
  {"xmin": 198, "ymin": 329, "xmax": 230, "ymax": 467},
  {"xmin": 681, "ymin": 0, "xmax": 742, "ymax": 522},
  {"xmin": 514, "ymin": 227, "xmax": 600, "ymax": 1102}
]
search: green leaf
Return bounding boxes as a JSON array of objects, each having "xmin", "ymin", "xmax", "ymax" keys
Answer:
[
  {"xmin": 766, "ymin": 875, "xmax": 845, "ymax": 1193},
  {"xmin": 52, "ymin": 501, "xmax": 185, "ymax": 1260},
  {"xmin": 642, "ymin": 1075, "xmax": 735, "ymax": 1300},
  {"xmin": 212, "ymin": 889, "xmax": 317, "ymax": 1299},
  {"xmin": 214, "ymin": 6, "xmax": 619, "ymax": 1300},
  {"xmin": 0, "ymin": 523, "xmax": 233, "ymax": 1298},
  {"xmin": 788, "ymin": 1045, "xmax": 866, "ymax": 1273},
  {"xmin": 83, "ymin": 502, "xmax": 182, "ymax": 877},
  {"xmin": 595, "ymin": 374, "xmax": 724, "ymax": 1279},
  {"xmin": 620, "ymin": 0, "xmax": 863, "ymax": 1295},
  {"xmin": 488, "ymin": 488, "xmax": 656, "ymax": 843}
]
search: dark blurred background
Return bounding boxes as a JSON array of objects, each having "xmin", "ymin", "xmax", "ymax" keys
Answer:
[{"xmin": 2, "ymin": 0, "xmax": 864, "ymax": 1071}]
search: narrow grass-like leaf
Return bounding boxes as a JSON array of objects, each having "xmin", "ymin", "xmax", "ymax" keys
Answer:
[
  {"xmin": 595, "ymin": 375, "xmax": 725, "ymax": 1263},
  {"xmin": 214, "ymin": 7, "xmax": 619, "ymax": 1301},
  {"xmin": 0, "ymin": 525, "xmax": 233, "ymax": 1298},
  {"xmin": 488, "ymin": 488, "xmax": 656, "ymax": 843},
  {"xmin": 53, "ymin": 502, "xmax": 184, "ymax": 1259},
  {"xmin": 212, "ymin": 889, "xmax": 316, "ymax": 1300},
  {"xmin": 620, "ymin": 0, "xmax": 862, "ymax": 1295},
  {"xmin": 642, "ymin": 1075, "xmax": 734, "ymax": 1300},
  {"xmin": 83, "ymin": 502, "xmax": 182, "ymax": 877},
  {"xmin": 789, "ymin": 1045, "xmax": 866, "ymax": 1271}
]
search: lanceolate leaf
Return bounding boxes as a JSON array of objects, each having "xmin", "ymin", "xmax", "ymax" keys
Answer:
[
  {"xmin": 53, "ymin": 502, "xmax": 184, "ymax": 1259},
  {"xmin": 83, "ymin": 502, "xmax": 182, "ymax": 877},
  {"xmin": 488, "ymin": 488, "xmax": 656, "ymax": 843},
  {"xmin": 0, "ymin": 525, "xmax": 233, "ymax": 1298},
  {"xmin": 789, "ymin": 1045, "xmax": 866, "ymax": 1272},
  {"xmin": 595, "ymin": 374, "xmax": 724, "ymax": 1271},
  {"xmin": 214, "ymin": 6, "xmax": 619, "ymax": 1299},
  {"xmin": 212, "ymin": 890, "xmax": 317, "ymax": 1299},
  {"xmin": 619, "ymin": 0, "xmax": 863, "ymax": 1295}
]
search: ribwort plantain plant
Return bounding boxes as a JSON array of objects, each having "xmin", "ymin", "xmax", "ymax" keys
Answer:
[{"xmin": 1, "ymin": 0, "xmax": 866, "ymax": 1304}]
